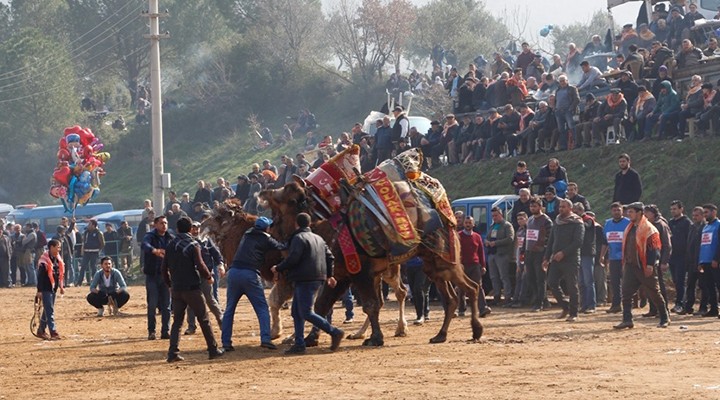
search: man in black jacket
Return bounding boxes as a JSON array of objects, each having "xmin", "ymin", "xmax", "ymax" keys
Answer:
[
  {"xmin": 222, "ymin": 216, "xmax": 285, "ymax": 352},
  {"xmin": 272, "ymin": 213, "xmax": 343, "ymax": 354},
  {"xmin": 162, "ymin": 217, "xmax": 224, "ymax": 362},
  {"xmin": 668, "ymin": 200, "xmax": 691, "ymax": 313},
  {"xmin": 613, "ymin": 153, "xmax": 643, "ymax": 204}
]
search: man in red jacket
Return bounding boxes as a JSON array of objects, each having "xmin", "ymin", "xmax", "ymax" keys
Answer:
[{"xmin": 458, "ymin": 217, "xmax": 491, "ymax": 317}]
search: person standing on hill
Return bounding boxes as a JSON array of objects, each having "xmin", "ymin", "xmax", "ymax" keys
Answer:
[{"xmin": 613, "ymin": 153, "xmax": 643, "ymax": 205}]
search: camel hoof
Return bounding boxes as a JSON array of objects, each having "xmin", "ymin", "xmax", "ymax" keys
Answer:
[
  {"xmin": 429, "ymin": 333, "xmax": 447, "ymax": 344},
  {"xmin": 346, "ymin": 334, "xmax": 364, "ymax": 340},
  {"xmin": 472, "ymin": 325, "xmax": 484, "ymax": 341},
  {"xmin": 362, "ymin": 337, "xmax": 384, "ymax": 347},
  {"xmin": 271, "ymin": 333, "xmax": 281, "ymax": 340},
  {"xmin": 281, "ymin": 336, "xmax": 294, "ymax": 345},
  {"xmin": 394, "ymin": 331, "xmax": 407, "ymax": 337}
]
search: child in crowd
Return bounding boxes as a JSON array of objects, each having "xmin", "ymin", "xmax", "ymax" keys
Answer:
[
  {"xmin": 511, "ymin": 161, "xmax": 533, "ymax": 194},
  {"xmin": 36, "ymin": 239, "xmax": 65, "ymax": 340}
]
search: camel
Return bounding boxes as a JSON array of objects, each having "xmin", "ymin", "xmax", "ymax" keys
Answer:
[
  {"xmin": 200, "ymin": 199, "xmax": 408, "ymax": 345},
  {"xmin": 259, "ymin": 166, "xmax": 484, "ymax": 344}
]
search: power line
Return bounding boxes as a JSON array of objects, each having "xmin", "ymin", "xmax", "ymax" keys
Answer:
[
  {"xmin": 0, "ymin": 17, "xmax": 146, "ymax": 92},
  {"xmin": 0, "ymin": 43, "xmax": 150, "ymax": 104},
  {"xmin": 0, "ymin": 2, "xmax": 145, "ymax": 83}
]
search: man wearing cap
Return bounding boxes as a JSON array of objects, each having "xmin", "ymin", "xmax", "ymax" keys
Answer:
[
  {"xmin": 441, "ymin": 113, "xmax": 460, "ymax": 164},
  {"xmin": 591, "ymin": 88, "xmax": 627, "ymax": 146},
  {"xmin": 577, "ymin": 93, "xmax": 600, "ymax": 148},
  {"xmin": 222, "ymin": 216, "xmax": 285, "ymax": 351},
  {"xmin": 391, "ymin": 105, "xmax": 409, "ymax": 151},
  {"xmin": 613, "ymin": 202, "xmax": 670, "ymax": 329},
  {"xmin": 576, "ymin": 61, "xmax": 606, "ymax": 93},
  {"xmin": 625, "ymin": 86, "xmax": 655, "ymax": 141},
  {"xmin": 543, "ymin": 198, "xmax": 584, "ymax": 322}
]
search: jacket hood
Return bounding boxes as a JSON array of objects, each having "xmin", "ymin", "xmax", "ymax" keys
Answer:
[
  {"xmin": 555, "ymin": 212, "xmax": 583, "ymax": 225},
  {"xmin": 660, "ymin": 80, "xmax": 676, "ymax": 94}
]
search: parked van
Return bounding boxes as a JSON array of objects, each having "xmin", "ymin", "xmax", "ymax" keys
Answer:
[
  {"xmin": 93, "ymin": 209, "xmax": 144, "ymax": 232},
  {"xmin": 0, "ymin": 203, "xmax": 14, "ymax": 219},
  {"xmin": 451, "ymin": 195, "xmax": 519, "ymax": 237},
  {"xmin": 6, "ymin": 203, "xmax": 114, "ymax": 234}
]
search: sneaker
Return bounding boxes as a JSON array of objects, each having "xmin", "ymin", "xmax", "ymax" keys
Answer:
[
  {"xmin": 167, "ymin": 354, "xmax": 184, "ymax": 363},
  {"xmin": 693, "ymin": 309, "xmax": 708, "ymax": 316},
  {"xmin": 671, "ymin": 305, "xmax": 683, "ymax": 314},
  {"xmin": 208, "ymin": 348, "xmax": 225, "ymax": 360},
  {"xmin": 260, "ymin": 342, "xmax": 277, "ymax": 350},
  {"xmin": 36, "ymin": 330, "xmax": 50, "ymax": 340},
  {"xmin": 148, "ymin": 332, "xmax": 156, "ymax": 340},
  {"xmin": 657, "ymin": 320, "xmax": 670, "ymax": 328},
  {"xmin": 96, "ymin": 308, "xmax": 104, "ymax": 317},
  {"xmin": 330, "ymin": 329, "xmax": 344, "ymax": 351},
  {"xmin": 160, "ymin": 332, "xmax": 170, "ymax": 340},
  {"xmin": 223, "ymin": 345, "xmax": 235, "ymax": 352},
  {"xmin": 50, "ymin": 331, "xmax": 61, "ymax": 340},
  {"xmin": 556, "ymin": 309, "xmax": 569, "ymax": 319},
  {"xmin": 342, "ymin": 318, "xmax": 354, "ymax": 324},
  {"xmin": 701, "ymin": 310, "xmax": 719, "ymax": 317},
  {"xmin": 479, "ymin": 307, "xmax": 492, "ymax": 318},
  {"xmin": 678, "ymin": 309, "xmax": 690, "ymax": 315},
  {"xmin": 613, "ymin": 320, "xmax": 634, "ymax": 329},
  {"xmin": 583, "ymin": 308, "xmax": 596, "ymax": 314},
  {"xmin": 184, "ymin": 327, "xmax": 196, "ymax": 335},
  {"xmin": 284, "ymin": 345, "xmax": 306, "ymax": 355},
  {"xmin": 531, "ymin": 307, "xmax": 542, "ymax": 312},
  {"xmin": 641, "ymin": 311, "xmax": 657, "ymax": 318},
  {"xmin": 413, "ymin": 317, "xmax": 425, "ymax": 326},
  {"xmin": 566, "ymin": 315, "xmax": 578, "ymax": 322},
  {"xmin": 606, "ymin": 306, "xmax": 621, "ymax": 313}
]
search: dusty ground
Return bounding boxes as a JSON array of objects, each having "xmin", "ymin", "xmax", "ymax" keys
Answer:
[{"xmin": 1, "ymin": 285, "xmax": 719, "ymax": 400}]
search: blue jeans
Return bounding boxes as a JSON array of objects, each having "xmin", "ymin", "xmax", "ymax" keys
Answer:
[
  {"xmin": 327, "ymin": 288, "xmax": 355, "ymax": 324},
  {"xmin": 221, "ymin": 268, "xmax": 272, "ymax": 346},
  {"xmin": 609, "ymin": 260, "xmax": 622, "ymax": 308},
  {"xmin": 25, "ymin": 261, "xmax": 37, "ymax": 285},
  {"xmin": 579, "ymin": 256, "xmax": 596, "ymax": 310},
  {"xmin": 38, "ymin": 291, "xmax": 57, "ymax": 333},
  {"xmin": 555, "ymin": 109, "xmax": 576, "ymax": 150},
  {"xmin": 77, "ymin": 252, "xmax": 99, "ymax": 286},
  {"xmin": 292, "ymin": 281, "xmax": 340, "ymax": 348},
  {"xmin": 63, "ymin": 256, "xmax": 75, "ymax": 286},
  {"xmin": 145, "ymin": 274, "xmax": 170, "ymax": 334}
]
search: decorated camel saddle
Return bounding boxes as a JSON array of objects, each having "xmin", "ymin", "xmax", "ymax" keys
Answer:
[{"xmin": 302, "ymin": 145, "xmax": 458, "ymax": 272}]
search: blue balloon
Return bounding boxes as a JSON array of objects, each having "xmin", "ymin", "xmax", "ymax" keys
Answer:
[{"xmin": 66, "ymin": 133, "xmax": 81, "ymax": 144}]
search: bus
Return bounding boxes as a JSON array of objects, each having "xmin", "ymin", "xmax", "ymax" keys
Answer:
[{"xmin": 5, "ymin": 203, "xmax": 114, "ymax": 234}]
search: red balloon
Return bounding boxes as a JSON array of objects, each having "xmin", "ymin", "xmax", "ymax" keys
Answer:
[
  {"xmin": 58, "ymin": 137, "xmax": 67, "ymax": 149},
  {"xmin": 79, "ymin": 128, "xmax": 96, "ymax": 146},
  {"xmin": 52, "ymin": 165, "xmax": 72, "ymax": 186},
  {"xmin": 57, "ymin": 148, "xmax": 71, "ymax": 162},
  {"xmin": 63, "ymin": 125, "xmax": 82, "ymax": 137}
]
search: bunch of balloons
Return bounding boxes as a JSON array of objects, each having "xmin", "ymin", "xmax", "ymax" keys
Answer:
[{"xmin": 50, "ymin": 125, "xmax": 110, "ymax": 214}]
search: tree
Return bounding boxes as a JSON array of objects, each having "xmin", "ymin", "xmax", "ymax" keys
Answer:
[
  {"xmin": 326, "ymin": 0, "xmax": 417, "ymax": 83},
  {"xmin": 550, "ymin": 11, "xmax": 614, "ymax": 55},
  {"xmin": 409, "ymin": 0, "xmax": 509, "ymax": 69},
  {"xmin": 0, "ymin": 29, "xmax": 80, "ymax": 203}
]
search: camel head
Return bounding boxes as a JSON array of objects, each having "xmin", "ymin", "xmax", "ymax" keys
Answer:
[
  {"xmin": 259, "ymin": 178, "xmax": 312, "ymax": 241},
  {"xmin": 200, "ymin": 199, "xmax": 257, "ymax": 266}
]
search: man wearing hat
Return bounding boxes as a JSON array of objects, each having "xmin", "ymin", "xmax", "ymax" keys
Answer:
[
  {"xmin": 613, "ymin": 202, "xmax": 669, "ymax": 329},
  {"xmin": 591, "ymin": 88, "xmax": 627, "ymax": 146},
  {"xmin": 221, "ymin": 216, "xmax": 285, "ymax": 352},
  {"xmin": 391, "ymin": 105, "xmax": 409, "ymax": 151},
  {"xmin": 577, "ymin": 93, "xmax": 601, "ymax": 148}
]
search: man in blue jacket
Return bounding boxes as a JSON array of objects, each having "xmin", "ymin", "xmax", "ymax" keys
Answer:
[
  {"xmin": 699, "ymin": 204, "xmax": 720, "ymax": 318},
  {"xmin": 142, "ymin": 215, "xmax": 173, "ymax": 340},
  {"xmin": 272, "ymin": 213, "xmax": 343, "ymax": 355}
]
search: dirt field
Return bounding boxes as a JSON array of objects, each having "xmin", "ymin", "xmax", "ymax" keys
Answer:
[{"xmin": 1, "ymin": 285, "xmax": 719, "ymax": 400}]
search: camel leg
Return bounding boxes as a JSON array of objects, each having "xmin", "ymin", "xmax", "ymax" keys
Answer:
[
  {"xmin": 348, "ymin": 317, "xmax": 370, "ymax": 340},
  {"xmin": 350, "ymin": 269, "xmax": 384, "ymax": 346},
  {"xmin": 430, "ymin": 280, "xmax": 458, "ymax": 344},
  {"xmin": 384, "ymin": 264, "xmax": 408, "ymax": 337},
  {"xmin": 452, "ymin": 269, "xmax": 484, "ymax": 341},
  {"xmin": 268, "ymin": 280, "xmax": 294, "ymax": 340}
]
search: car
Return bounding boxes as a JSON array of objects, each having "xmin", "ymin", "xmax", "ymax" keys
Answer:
[
  {"xmin": 93, "ymin": 209, "xmax": 145, "ymax": 232},
  {"xmin": 0, "ymin": 203, "xmax": 14, "ymax": 219},
  {"xmin": 6, "ymin": 203, "xmax": 114, "ymax": 234},
  {"xmin": 451, "ymin": 195, "xmax": 519, "ymax": 237}
]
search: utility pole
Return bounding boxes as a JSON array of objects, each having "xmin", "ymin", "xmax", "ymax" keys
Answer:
[{"xmin": 142, "ymin": 0, "xmax": 170, "ymax": 212}]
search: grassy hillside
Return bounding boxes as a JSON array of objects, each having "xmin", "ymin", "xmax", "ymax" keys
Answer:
[{"xmin": 432, "ymin": 138, "xmax": 720, "ymax": 221}]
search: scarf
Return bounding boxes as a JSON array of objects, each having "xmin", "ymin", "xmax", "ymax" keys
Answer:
[
  {"xmin": 622, "ymin": 215, "xmax": 661, "ymax": 276},
  {"xmin": 607, "ymin": 93, "xmax": 625, "ymax": 108},
  {"xmin": 635, "ymin": 91, "xmax": 654, "ymax": 113},
  {"xmin": 38, "ymin": 251, "xmax": 65, "ymax": 290},
  {"xmin": 507, "ymin": 77, "xmax": 529, "ymax": 97},
  {"xmin": 621, "ymin": 29, "xmax": 638, "ymax": 41},
  {"xmin": 639, "ymin": 29, "xmax": 655, "ymax": 41},
  {"xmin": 687, "ymin": 83, "xmax": 702, "ymax": 97}
]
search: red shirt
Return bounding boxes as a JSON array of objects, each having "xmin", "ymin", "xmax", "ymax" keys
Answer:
[{"xmin": 459, "ymin": 230, "xmax": 485, "ymax": 267}]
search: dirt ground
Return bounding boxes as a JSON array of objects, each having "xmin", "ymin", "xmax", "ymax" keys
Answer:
[{"xmin": 1, "ymin": 285, "xmax": 719, "ymax": 400}]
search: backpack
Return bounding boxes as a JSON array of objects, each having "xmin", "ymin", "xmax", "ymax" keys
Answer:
[{"xmin": 36, "ymin": 230, "xmax": 48, "ymax": 249}]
